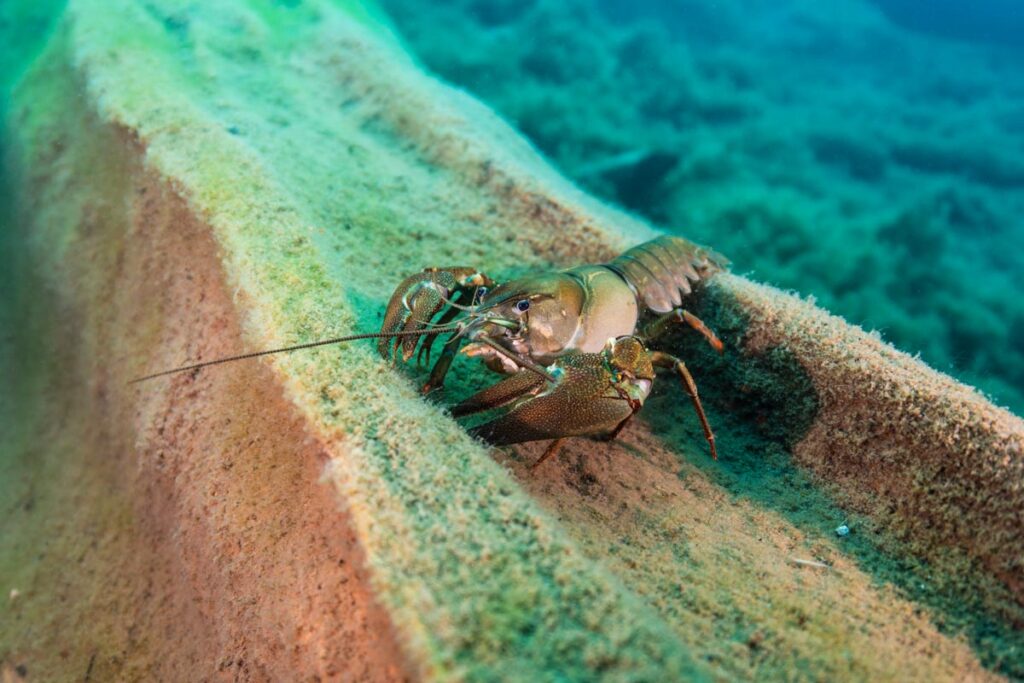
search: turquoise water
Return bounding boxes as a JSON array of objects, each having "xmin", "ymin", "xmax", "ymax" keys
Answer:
[{"xmin": 381, "ymin": 0, "xmax": 1024, "ymax": 417}]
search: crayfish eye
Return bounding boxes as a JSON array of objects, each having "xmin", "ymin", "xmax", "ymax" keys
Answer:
[
  {"xmin": 474, "ymin": 286, "xmax": 488, "ymax": 304},
  {"xmin": 514, "ymin": 299, "xmax": 530, "ymax": 313}
]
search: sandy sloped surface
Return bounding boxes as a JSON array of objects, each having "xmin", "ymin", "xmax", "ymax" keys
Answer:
[
  {"xmin": 1, "ymin": 0, "xmax": 1021, "ymax": 680},
  {"xmin": 2, "ymin": 52, "xmax": 406, "ymax": 681}
]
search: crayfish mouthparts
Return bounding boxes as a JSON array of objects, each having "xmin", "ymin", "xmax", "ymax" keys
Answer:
[{"xmin": 461, "ymin": 340, "xmax": 522, "ymax": 375}]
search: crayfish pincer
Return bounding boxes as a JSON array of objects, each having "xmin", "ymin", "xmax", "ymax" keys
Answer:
[{"xmin": 378, "ymin": 236, "xmax": 728, "ymax": 467}]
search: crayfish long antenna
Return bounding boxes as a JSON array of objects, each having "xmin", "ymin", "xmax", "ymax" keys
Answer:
[{"xmin": 128, "ymin": 325, "xmax": 462, "ymax": 384}]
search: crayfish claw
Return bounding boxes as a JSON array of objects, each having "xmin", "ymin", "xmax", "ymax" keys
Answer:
[
  {"xmin": 378, "ymin": 267, "xmax": 491, "ymax": 362},
  {"xmin": 460, "ymin": 341, "xmax": 653, "ymax": 447}
]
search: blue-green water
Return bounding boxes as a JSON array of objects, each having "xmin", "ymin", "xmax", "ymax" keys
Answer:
[{"xmin": 381, "ymin": 0, "xmax": 1024, "ymax": 418}]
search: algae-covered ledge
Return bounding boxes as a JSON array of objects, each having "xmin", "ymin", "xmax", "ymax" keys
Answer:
[{"xmin": 2, "ymin": 0, "xmax": 1022, "ymax": 680}]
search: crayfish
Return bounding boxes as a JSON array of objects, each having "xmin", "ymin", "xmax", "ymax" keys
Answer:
[
  {"xmin": 132, "ymin": 236, "xmax": 726, "ymax": 468},
  {"xmin": 376, "ymin": 236, "xmax": 727, "ymax": 467}
]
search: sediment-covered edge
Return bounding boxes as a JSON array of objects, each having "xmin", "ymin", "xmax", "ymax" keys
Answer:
[{"xmin": 720, "ymin": 273, "xmax": 1024, "ymax": 609}]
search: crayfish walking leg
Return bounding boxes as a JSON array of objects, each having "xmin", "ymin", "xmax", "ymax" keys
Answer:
[
  {"xmin": 644, "ymin": 308, "xmax": 724, "ymax": 353},
  {"xmin": 650, "ymin": 351, "xmax": 718, "ymax": 460},
  {"xmin": 530, "ymin": 438, "xmax": 567, "ymax": 471}
]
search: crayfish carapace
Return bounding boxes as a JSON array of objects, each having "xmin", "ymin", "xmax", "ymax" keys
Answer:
[
  {"xmin": 131, "ymin": 235, "xmax": 726, "ymax": 467},
  {"xmin": 377, "ymin": 236, "xmax": 727, "ymax": 466}
]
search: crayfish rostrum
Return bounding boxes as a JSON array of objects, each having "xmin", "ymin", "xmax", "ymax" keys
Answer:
[{"xmin": 378, "ymin": 236, "xmax": 727, "ymax": 467}]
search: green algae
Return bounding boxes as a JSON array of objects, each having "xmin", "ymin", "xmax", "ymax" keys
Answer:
[{"xmin": 0, "ymin": 0, "xmax": 69, "ymax": 365}]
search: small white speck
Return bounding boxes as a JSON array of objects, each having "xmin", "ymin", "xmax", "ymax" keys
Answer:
[
  {"xmin": 835, "ymin": 524, "xmax": 850, "ymax": 537},
  {"xmin": 9, "ymin": 588, "xmax": 20, "ymax": 602}
]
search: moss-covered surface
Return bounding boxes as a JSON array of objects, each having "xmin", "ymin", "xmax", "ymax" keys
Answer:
[
  {"xmin": 1, "ymin": 25, "xmax": 412, "ymax": 679},
  {"xmin": 652, "ymin": 281, "xmax": 1024, "ymax": 677},
  {"xmin": 1, "ymin": 0, "xmax": 1021, "ymax": 680}
]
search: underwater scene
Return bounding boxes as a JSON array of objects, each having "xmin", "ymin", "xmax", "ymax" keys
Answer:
[
  {"xmin": 1, "ymin": 0, "xmax": 1022, "ymax": 681},
  {"xmin": 379, "ymin": 0, "xmax": 1024, "ymax": 419}
]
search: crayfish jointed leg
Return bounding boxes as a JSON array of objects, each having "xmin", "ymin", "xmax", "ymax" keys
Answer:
[
  {"xmin": 650, "ymin": 351, "xmax": 718, "ymax": 460},
  {"xmin": 644, "ymin": 308, "xmax": 724, "ymax": 354},
  {"xmin": 530, "ymin": 438, "xmax": 567, "ymax": 471}
]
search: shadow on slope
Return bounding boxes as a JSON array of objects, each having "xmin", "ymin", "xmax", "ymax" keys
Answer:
[{"xmin": 644, "ymin": 284, "xmax": 1024, "ymax": 679}]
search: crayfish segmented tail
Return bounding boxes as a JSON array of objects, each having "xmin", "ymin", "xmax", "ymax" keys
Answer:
[{"xmin": 606, "ymin": 236, "xmax": 728, "ymax": 314}]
